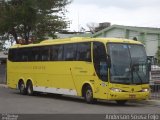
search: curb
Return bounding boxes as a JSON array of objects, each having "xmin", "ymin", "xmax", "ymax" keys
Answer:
[
  {"xmin": 134, "ymin": 100, "xmax": 160, "ymax": 105},
  {"xmin": 0, "ymin": 84, "xmax": 8, "ymax": 88},
  {"xmin": 146, "ymin": 100, "xmax": 160, "ymax": 104}
]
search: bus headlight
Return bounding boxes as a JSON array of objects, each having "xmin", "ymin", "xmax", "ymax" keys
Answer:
[
  {"xmin": 141, "ymin": 88, "xmax": 149, "ymax": 92},
  {"xmin": 110, "ymin": 88, "xmax": 122, "ymax": 92}
]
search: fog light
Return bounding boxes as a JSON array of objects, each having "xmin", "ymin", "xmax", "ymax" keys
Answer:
[
  {"xmin": 141, "ymin": 88, "xmax": 149, "ymax": 92},
  {"xmin": 110, "ymin": 88, "xmax": 122, "ymax": 92}
]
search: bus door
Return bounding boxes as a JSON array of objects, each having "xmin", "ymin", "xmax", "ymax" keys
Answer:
[
  {"xmin": 93, "ymin": 42, "xmax": 109, "ymax": 99},
  {"xmin": 70, "ymin": 42, "xmax": 94, "ymax": 96}
]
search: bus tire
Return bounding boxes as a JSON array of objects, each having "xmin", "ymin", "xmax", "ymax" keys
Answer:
[
  {"xmin": 84, "ymin": 85, "xmax": 95, "ymax": 104},
  {"xmin": 19, "ymin": 81, "xmax": 27, "ymax": 95},
  {"xmin": 26, "ymin": 81, "xmax": 34, "ymax": 96},
  {"xmin": 116, "ymin": 100, "xmax": 127, "ymax": 105}
]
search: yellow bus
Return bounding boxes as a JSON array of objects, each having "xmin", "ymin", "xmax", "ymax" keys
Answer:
[{"xmin": 7, "ymin": 37, "xmax": 150, "ymax": 104}]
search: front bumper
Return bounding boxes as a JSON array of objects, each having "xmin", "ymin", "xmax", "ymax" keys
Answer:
[{"xmin": 108, "ymin": 91, "xmax": 150, "ymax": 101}]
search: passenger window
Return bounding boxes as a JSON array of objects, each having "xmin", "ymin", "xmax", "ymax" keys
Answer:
[
  {"xmin": 93, "ymin": 42, "xmax": 108, "ymax": 81},
  {"xmin": 50, "ymin": 45, "xmax": 64, "ymax": 61},
  {"xmin": 77, "ymin": 42, "xmax": 91, "ymax": 62},
  {"xmin": 21, "ymin": 49, "xmax": 29, "ymax": 61},
  {"xmin": 28, "ymin": 48, "xmax": 39, "ymax": 61},
  {"xmin": 8, "ymin": 49, "xmax": 14, "ymax": 61},
  {"xmin": 51, "ymin": 46, "xmax": 58, "ymax": 61},
  {"xmin": 41, "ymin": 47, "xmax": 50, "ymax": 61},
  {"xmin": 57, "ymin": 45, "xmax": 63, "ymax": 61},
  {"xmin": 64, "ymin": 44, "xmax": 77, "ymax": 61},
  {"xmin": 16, "ymin": 48, "xmax": 27, "ymax": 62}
]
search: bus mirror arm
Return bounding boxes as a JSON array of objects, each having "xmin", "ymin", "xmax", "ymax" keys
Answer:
[{"xmin": 106, "ymin": 54, "xmax": 111, "ymax": 68}]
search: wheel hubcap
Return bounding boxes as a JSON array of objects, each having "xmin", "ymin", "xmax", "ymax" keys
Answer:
[
  {"xmin": 20, "ymin": 84, "xmax": 24, "ymax": 92},
  {"xmin": 86, "ymin": 90, "xmax": 92, "ymax": 101},
  {"xmin": 28, "ymin": 86, "xmax": 31, "ymax": 94}
]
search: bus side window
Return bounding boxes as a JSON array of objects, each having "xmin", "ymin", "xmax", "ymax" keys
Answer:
[
  {"xmin": 41, "ymin": 47, "xmax": 50, "ymax": 61},
  {"xmin": 93, "ymin": 42, "xmax": 108, "ymax": 82},
  {"xmin": 57, "ymin": 45, "xmax": 63, "ymax": 61},
  {"xmin": 77, "ymin": 42, "xmax": 91, "ymax": 62},
  {"xmin": 8, "ymin": 49, "xmax": 13, "ymax": 61},
  {"xmin": 21, "ymin": 49, "xmax": 28, "ymax": 62},
  {"xmin": 64, "ymin": 44, "xmax": 77, "ymax": 61},
  {"xmin": 51, "ymin": 46, "xmax": 58, "ymax": 61},
  {"xmin": 50, "ymin": 45, "xmax": 63, "ymax": 61}
]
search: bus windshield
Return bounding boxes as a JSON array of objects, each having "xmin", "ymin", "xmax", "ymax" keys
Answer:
[{"xmin": 108, "ymin": 43, "xmax": 149, "ymax": 84}]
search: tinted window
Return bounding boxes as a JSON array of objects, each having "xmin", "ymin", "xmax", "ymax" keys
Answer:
[
  {"xmin": 8, "ymin": 42, "xmax": 91, "ymax": 62},
  {"xmin": 15, "ymin": 48, "xmax": 27, "ymax": 61},
  {"xmin": 28, "ymin": 47, "xmax": 39, "ymax": 61},
  {"xmin": 41, "ymin": 47, "xmax": 50, "ymax": 61},
  {"xmin": 57, "ymin": 45, "xmax": 63, "ymax": 61},
  {"xmin": 28, "ymin": 47, "xmax": 50, "ymax": 61},
  {"xmin": 93, "ymin": 42, "xmax": 108, "ymax": 81},
  {"xmin": 77, "ymin": 42, "xmax": 91, "ymax": 62},
  {"xmin": 51, "ymin": 45, "xmax": 63, "ymax": 61},
  {"xmin": 8, "ymin": 49, "xmax": 17, "ymax": 62},
  {"xmin": 8, "ymin": 46, "xmax": 51, "ymax": 62},
  {"xmin": 64, "ymin": 44, "xmax": 77, "ymax": 61},
  {"xmin": 33, "ymin": 48, "xmax": 41, "ymax": 61},
  {"xmin": 19, "ymin": 48, "xmax": 29, "ymax": 61}
]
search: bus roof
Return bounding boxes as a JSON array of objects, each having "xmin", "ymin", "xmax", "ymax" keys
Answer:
[{"xmin": 10, "ymin": 37, "xmax": 142, "ymax": 48}]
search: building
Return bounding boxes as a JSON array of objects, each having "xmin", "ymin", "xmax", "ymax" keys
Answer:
[
  {"xmin": 55, "ymin": 32, "xmax": 91, "ymax": 39},
  {"xmin": 93, "ymin": 25, "xmax": 160, "ymax": 57},
  {"xmin": 0, "ymin": 51, "xmax": 7, "ymax": 84}
]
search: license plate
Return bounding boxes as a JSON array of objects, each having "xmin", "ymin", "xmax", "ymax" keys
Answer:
[{"xmin": 129, "ymin": 94, "xmax": 136, "ymax": 99}]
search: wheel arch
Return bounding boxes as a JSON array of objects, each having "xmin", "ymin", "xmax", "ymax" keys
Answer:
[
  {"xmin": 18, "ymin": 79, "xmax": 25, "ymax": 89},
  {"xmin": 26, "ymin": 79, "xmax": 33, "ymax": 86},
  {"xmin": 81, "ymin": 82, "xmax": 94, "ymax": 97}
]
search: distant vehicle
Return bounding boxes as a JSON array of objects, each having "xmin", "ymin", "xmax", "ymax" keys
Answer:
[
  {"xmin": 150, "ymin": 65, "xmax": 160, "ymax": 85},
  {"xmin": 151, "ymin": 65, "xmax": 160, "ymax": 70},
  {"xmin": 7, "ymin": 37, "xmax": 150, "ymax": 105}
]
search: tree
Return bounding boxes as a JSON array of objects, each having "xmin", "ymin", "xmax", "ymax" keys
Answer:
[
  {"xmin": 0, "ymin": 0, "xmax": 71, "ymax": 44},
  {"xmin": 0, "ymin": 41, "xmax": 3, "ymax": 51},
  {"xmin": 87, "ymin": 22, "xmax": 111, "ymax": 34},
  {"xmin": 86, "ymin": 22, "xmax": 99, "ymax": 34}
]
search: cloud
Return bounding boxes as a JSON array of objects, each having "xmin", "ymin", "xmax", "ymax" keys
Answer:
[
  {"xmin": 66, "ymin": 0, "xmax": 160, "ymax": 31},
  {"xmin": 73, "ymin": 0, "xmax": 160, "ymax": 9}
]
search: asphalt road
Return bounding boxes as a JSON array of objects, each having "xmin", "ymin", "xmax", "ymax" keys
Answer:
[{"xmin": 0, "ymin": 86, "xmax": 160, "ymax": 114}]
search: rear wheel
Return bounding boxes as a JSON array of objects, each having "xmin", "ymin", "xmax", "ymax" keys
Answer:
[
  {"xmin": 26, "ymin": 81, "xmax": 34, "ymax": 96},
  {"xmin": 84, "ymin": 85, "xmax": 96, "ymax": 104},
  {"xmin": 116, "ymin": 100, "xmax": 127, "ymax": 105},
  {"xmin": 19, "ymin": 81, "xmax": 26, "ymax": 95}
]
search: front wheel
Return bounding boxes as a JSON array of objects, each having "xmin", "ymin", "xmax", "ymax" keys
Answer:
[{"xmin": 84, "ymin": 86, "xmax": 96, "ymax": 104}]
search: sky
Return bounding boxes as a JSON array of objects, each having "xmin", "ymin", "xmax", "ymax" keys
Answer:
[{"xmin": 66, "ymin": 0, "xmax": 160, "ymax": 31}]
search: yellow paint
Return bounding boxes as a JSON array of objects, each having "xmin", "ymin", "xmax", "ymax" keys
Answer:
[{"xmin": 7, "ymin": 37, "xmax": 149, "ymax": 101}]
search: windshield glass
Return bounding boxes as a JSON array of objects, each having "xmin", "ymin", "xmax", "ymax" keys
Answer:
[{"xmin": 108, "ymin": 43, "xmax": 149, "ymax": 84}]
